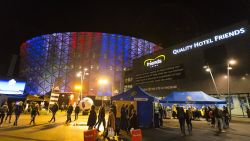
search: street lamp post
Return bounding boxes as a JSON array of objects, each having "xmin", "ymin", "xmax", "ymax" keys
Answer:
[
  {"xmin": 227, "ymin": 59, "xmax": 236, "ymax": 119},
  {"xmin": 76, "ymin": 68, "xmax": 88, "ymax": 100},
  {"xmin": 204, "ymin": 65, "xmax": 220, "ymax": 97}
]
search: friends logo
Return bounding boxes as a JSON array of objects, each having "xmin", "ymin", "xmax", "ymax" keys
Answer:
[{"xmin": 144, "ymin": 55, "xmax": 166, "ymax": 68}]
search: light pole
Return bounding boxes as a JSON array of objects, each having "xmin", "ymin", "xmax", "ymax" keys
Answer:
[
  {"xmin": 227, "ymin": 59, "xmax": 236, "ymax": 119},
  {"xmin": 98, "ymin": 78, "xmax": 108, "ymax": 106},
  {"xmin": 203, "ymin": 65, "xmax": 220, "ymax": 97},
  {"xmin": 76, "ymin": 68, "xmax": 88, "ymax": 100}
]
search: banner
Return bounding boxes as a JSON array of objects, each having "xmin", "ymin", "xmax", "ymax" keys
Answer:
[{"xmin": 49, "ymin": 93, "xmax": 59, "ymax": 105}]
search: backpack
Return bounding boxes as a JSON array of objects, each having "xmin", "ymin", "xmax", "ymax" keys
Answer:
[
  {"xmin": 218, "ymin": 110, "xmax": 223, "ymax": 118},
  {"xmin": 179, "ymin": 111, "xmax": 185, "ymax": 119}
]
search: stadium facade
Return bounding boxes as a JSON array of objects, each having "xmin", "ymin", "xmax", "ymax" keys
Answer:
[{"xmin": 20, "ymin": 32, "xmax": 161, "ymax": 95}]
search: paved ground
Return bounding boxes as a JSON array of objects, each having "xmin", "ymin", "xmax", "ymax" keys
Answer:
[{"xmin": 0, "ymin": 111, "xmax": 250, "ymax": 141}]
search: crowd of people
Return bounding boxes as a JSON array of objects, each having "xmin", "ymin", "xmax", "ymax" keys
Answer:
[
  {"xmin": 171, "ymin": 105, "xmax": 231, "ymax": 136},
  {"xmin": 3, "ymin": 98, "xmax": 248, "ymax": 139},
  {"xmin": 86, "ymin": 102, "xmax": 139, "ymax": 140},
  {"xmin": 0, "ymin": 101, "xmax": 26, "ymax": 127}
]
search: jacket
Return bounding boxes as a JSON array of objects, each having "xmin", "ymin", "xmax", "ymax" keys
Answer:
[
  {"xmin": 87, "ymin": 109, "xmax": 97, "ymax": 126},
  {"xmin": 107, "ymin": 112, "xmax": 116, "ymax": 130},
  {"xmin": 67, "ymin": 105, "xmax": 73, "ymax": 114}
]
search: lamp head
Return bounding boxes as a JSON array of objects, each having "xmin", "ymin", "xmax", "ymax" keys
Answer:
[
  {"xmin": 76, "ymin": 71, "xmax": 82, "ymax": 77},
  {"xmin": 228, "ymin": 59, "xmax": 236, "ymax": 65},
  {"xmin": 205, "ymin": 68, "xmax": 211, "ymax": 72}
]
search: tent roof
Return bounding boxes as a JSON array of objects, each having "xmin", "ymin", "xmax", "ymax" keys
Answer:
[
  {"xmin": 162, "ymin": 91, "xmax": 226, "ymax": 104},
  {"xmin": 111, "ymin": 86, "xmax": 155, "ymax": 102}
]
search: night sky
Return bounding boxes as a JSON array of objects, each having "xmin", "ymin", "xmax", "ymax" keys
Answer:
[{"xmin": 0, "ymin": 1, "xmax": 249, "ymax": 76}]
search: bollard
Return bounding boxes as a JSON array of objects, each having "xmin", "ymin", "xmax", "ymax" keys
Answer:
[
  {"xmin": 131, "ymin": 129, "xmax": 142, "ymax": 141},
  {"xmin": 83, "ymin": 129, "xmax": 97, "ymax": 141}
]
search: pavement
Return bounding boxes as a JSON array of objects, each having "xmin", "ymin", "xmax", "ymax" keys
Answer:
[
  {"xmin": 0, "ymin": 111, "xmax": 250, "ymax": 141},
  {"xmin": 231, "ymin": 115, "xmax": 250, "ymax": 123}
]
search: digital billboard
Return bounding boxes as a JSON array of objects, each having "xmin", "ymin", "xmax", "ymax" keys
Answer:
[{"xmin": 0, "ymin": 79, "xmax": 26, "ymax": 95}]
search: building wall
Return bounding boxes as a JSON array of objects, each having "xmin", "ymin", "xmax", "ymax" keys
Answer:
[
  {"xmin": 129, "ymin": 22, "xmax": 250, "ymax": 97},
  {"xmin": 20, "ymin": 32, "xmax": 161, "ymax": 95}
]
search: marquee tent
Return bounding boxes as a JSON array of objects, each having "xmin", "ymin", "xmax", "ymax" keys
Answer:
[
  {"xmin": 162, "ymin": 91, "xmax": 226, "ymax": 104},
  {"xmin": 111, "ymin": 86, "xmax": 155, "ymax": 128}
]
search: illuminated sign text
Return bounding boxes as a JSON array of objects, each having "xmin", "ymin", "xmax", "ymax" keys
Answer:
[
  {"xmin": 144, "ymin": 55, "xmax": 166, "ymax": 68},
  {"xmin": 173, "ymin": 27, "xmax": 246, "ymax": 55}
]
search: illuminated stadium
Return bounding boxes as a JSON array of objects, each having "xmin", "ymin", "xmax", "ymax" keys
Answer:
[{"xmin": 19, "ymin": 32, "xmax": 161, "ymax": 95}]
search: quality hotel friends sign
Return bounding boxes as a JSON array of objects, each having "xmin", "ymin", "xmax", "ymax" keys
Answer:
[
  {"xmin": 143, "ymin": 27, "xmax": 246, "ymax": 68},
  {"xmin": 172, "ymin": 27, "xmax": 246, "ymax": 55}
]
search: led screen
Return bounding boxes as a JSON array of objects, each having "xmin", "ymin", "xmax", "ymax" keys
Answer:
[{"xmin": 0, "ymin": 79, "xmax": 26, "ymax": 94}]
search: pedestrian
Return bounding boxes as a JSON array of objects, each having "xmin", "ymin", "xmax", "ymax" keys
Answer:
[
  {"xmin": 95, "ymin": 104, "xmax": 105, "ymax": 132},
  {"xmin": 119, "ymin": 104, "xmax": 127, "ymax": 131},
  {"xmin": 125, "ymin": 104, "xmax": 129, "ymax": 131},
  {"xmin": 105, "ymin": 108, "xmax": 115, "ymax": 139},
  {"xmin": 29, "ymin": 103, "xmax": 39, "ymax": 125},
  {"xmin": 49, "ymin": 103, "xmax": 59, "ymax": 123},
  {"xmin": 159, "ymin": 105, "xmax": 163, "ymax": 126},
  {"xmin": 110, "ymin": 102, "xmax": 117, "ymax": 118},
  {"xmin": 204, "ymin": 107, "xmax": 209, "ymax": 122},
  {"xmin": 128, "ymin": 109, "xmax": 138, "ymax": 132},
  {"xmin": 214, "ymin": 107, "xmax": 225, "ymax": 133},
  {"xmin": 0, "ymin": 102, "xmax": 9, "ymax": 127},
  {"xmin": 210, "ymin": 108, "xmax": 215, "ymax": 127},
  {"xmin": 87, "ymin": 105, "xmax": 97, "ymax": 130},
  {"xmin": 177, "ymin": 107, "xmax": 186, "ymax": 136},
  {"xmin": 5, "ymin": 102, "xmax": 15, "ymax": 123},
  {"xmin": 246, "ymin": 107, "xmax": 250, "ymax": 118},
  {"xmin": 222, "ymin": 106, "xmax": 229, "ymax": 129},
  {"xmin": 128, "ymin": 104, "xmax": 134, "ymax": 118},
  {"xmin": 185, "ymin": 108, "xmax": 193, "ymax": 135},
  {"xmin": 154, "ymin": 110, "xmax": 160, "ymax": 128},
  {"xmin": 65, "ymin": 104, "xmax": 73, "ymax": 125},
  {"xmin": 13, "ymin": 101, "xmax": 23, "ymax": 126},
  {"xmin": 74, "ymin": 104, "xmax": 80, "ymax": 121},
  {"xmin": 111, "ymin": 101, "xmax": 120, "ymax": 135}
]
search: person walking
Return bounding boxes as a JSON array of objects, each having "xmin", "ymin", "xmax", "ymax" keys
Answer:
[
  {"xmin": 0, "ymin": 102, "xmax": 9, "ymax": 127},
  {"xmin": 74, "ymin": 104, "xmax": 80, "ymax": 121},
  {"xmin": 13, "ymin": 101, "xmax": 23, "ymax": 126},
  {"xmin": 110, "ymin": 102, "xmax": 117, "ymax": 118},
  {"xmin": 154, "ymin": 110, "xmax": 160, "ymax": 128},
  {"xmin": 120, "ymin": 104, "xmax": 127, "ymax": 131},
  {"xmin": 246, "ymin": 107, "xmax": 250, "ymax": 118},
  {"xmin": 5, "ymin": 102, "xmax": 15, "ymax": 124},
  {"xmin": 214, "ymin": 107, "xmax": 225, "ymax": 133},
  {"xmin": 125, "ymin": 104, "xmax": 129, "ymax": 132},
  {"xmin": 223, "ymin": 106, "xmax": 229, "ymax": 129},
  {"xmin": 65, "ymin": 104, "xmax": 73, "ymax": 125},
  {"xmin": 87, "ymin": 105, "xmax": 97, "ymax": 130},
  {"xmin": 128, "ymin": 109, "xmax": 138, "ymax": 132},
  {"xmin": 105, "ymin": 108, "xmax": 115, "ymax": 139},
  {"xmin": 29, "ymin": 103, "xmax": 39, "ymax": 125},
  {"xmin": 49, "ymin": 103, "xmax": 59, "ymax": 123},
  {"xmin": 5, "ymin": 102, "xmax": 14, "ymax": 124},
  {"xmin": 185, "ymin": 108, "xmax": 193, "ymax": 135},
  {"xmin": 204, "ymin": 107, "xmax": 209, "ymax": 122},
  {"xmin": 177, "ymin": 107, "xmax": 186, "ymax": 136},
  {"xmin": 159, "ymin": 105, "xmax": 163, "ymax": 126},
  {"xmin": 95, "ymin": 104, "xmax": 105, "ymax": 132},
  {"xmin": 210, "ymin": 108, "xmax": 215, "ymax": 127}
]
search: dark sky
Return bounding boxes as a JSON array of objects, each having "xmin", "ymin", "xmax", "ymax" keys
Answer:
[{"xmin": 0, "ymin": 0, "xmax": 249, "ymax": 76}]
